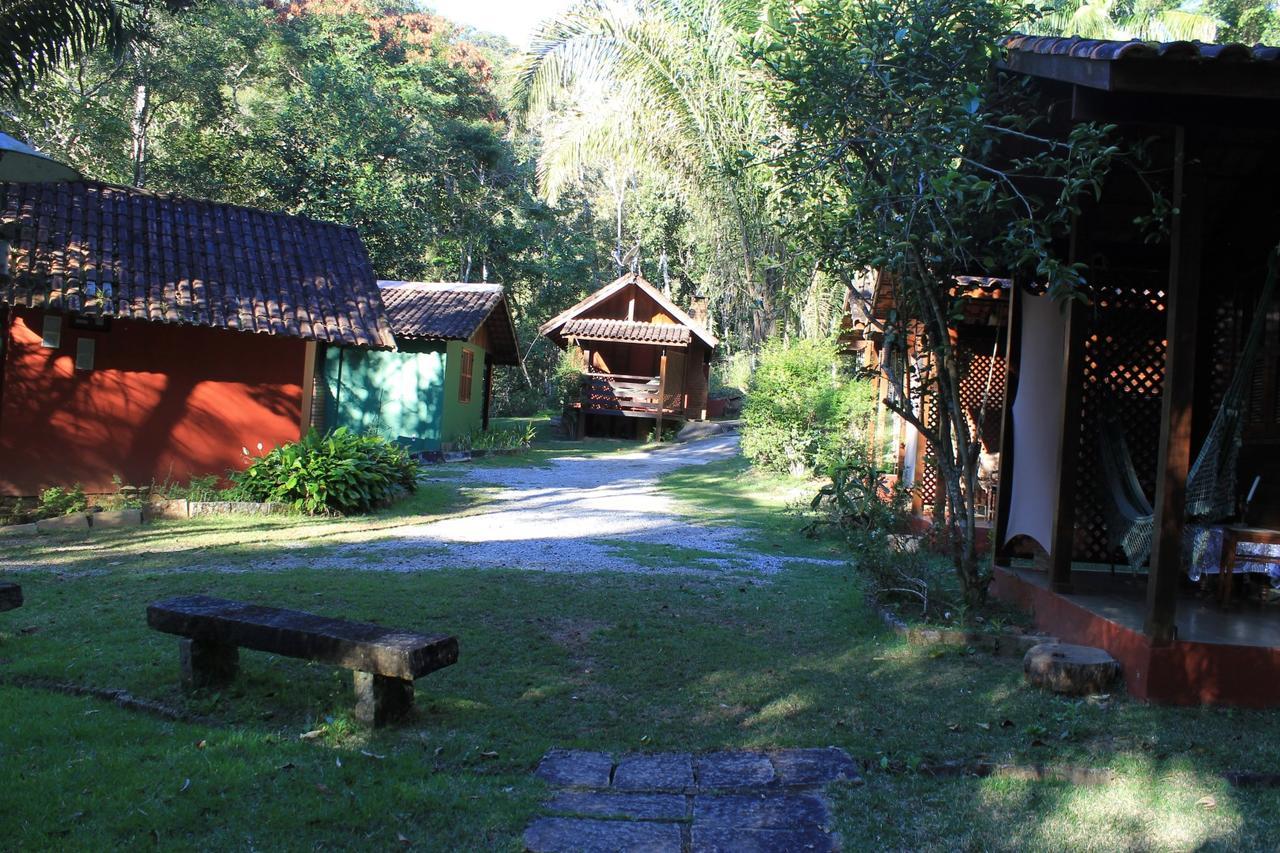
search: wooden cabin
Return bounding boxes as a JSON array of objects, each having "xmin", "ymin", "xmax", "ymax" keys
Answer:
[
  {"xmin": 0, "ymin": 180, "xmax": 395, "ymax": 495},
  {"xmin": 540, "ymin": 273, "xmax": 717, "ymax": 439},
  {"xmin": 846, "ymin": 270, "xmax": 1009, "ymax": 530},
  {"xmin": 990, "ymin": 36, "xmax": 1280, "ymax": 706},
  {"xmin": 321, "ymin": 283, "xmax": 521, "ymax": 454}
]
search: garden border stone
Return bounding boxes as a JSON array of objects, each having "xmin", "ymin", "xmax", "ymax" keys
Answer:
[
  {"xmin": 186, "ymin": 501, "xmax": 290, "ymax": 518},
  {"xmin": 35, "ymin": 514, "xmax": 91, "ymax": 532},
  {"xmin": 92, "ymin": 509, "xmax": 145, "ymax": 528},
  {"xmin": 0, "ymin": 522, "xmax": 38, "ymax": 537},
  {"xmin": 872, "ymin": 598, "xmax": 1054, "ymax": 657}
]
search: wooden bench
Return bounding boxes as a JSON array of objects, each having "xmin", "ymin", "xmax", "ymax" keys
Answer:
[
  {"xmin": 0, "ymin": 582, "xmax": 22, "ymax": 613},
  {"xmin": 147, "ymin": 595, "xmax": 458, "ymax": 725}
]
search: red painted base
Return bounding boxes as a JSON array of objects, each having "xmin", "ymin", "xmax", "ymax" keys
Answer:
[
  {"xmin": 992, "ymin": 565, "xmax": 1280, "ymax": 707},
  {"xmin": 905, "ymin": 514, "xmax": 994, "ymax": 556}
]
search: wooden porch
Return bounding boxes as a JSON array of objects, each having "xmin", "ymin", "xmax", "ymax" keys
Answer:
[
  {"xmin": 570, "ymin": 371, "xmax": 687, "ymax": 439},
  {"xmin": 995, "ymin": 564, "xmax": 1280, "ymax": 706}
]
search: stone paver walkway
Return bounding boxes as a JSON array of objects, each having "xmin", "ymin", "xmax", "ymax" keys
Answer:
[{"xmin": 524, "ymin": 748, "xmax": 862, "ymax": 852}]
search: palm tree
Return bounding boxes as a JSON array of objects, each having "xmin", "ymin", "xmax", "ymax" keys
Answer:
[
  {"xmin": 516, "ymin": 0, "xmax": 795, "ymax": 343},
  {"xmin": 1034, "ymin": 0, "xmax": 1220, "ymax": 42},
  {"xmin": 0, "ymin": 0, "xmax": 146, "ymax": 93}
]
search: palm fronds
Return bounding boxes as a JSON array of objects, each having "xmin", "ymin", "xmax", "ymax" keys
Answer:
[{"xmin": 0, "ymin": 0, "xmax": 133, "ymax": 92}]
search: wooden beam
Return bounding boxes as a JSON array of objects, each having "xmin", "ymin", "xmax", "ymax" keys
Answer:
[
  {"xmin": 299, "ymin": 340, "xmax": 318, "ymax": 437},
  {"xmin": 482, "ymin": 356, "xmax": 493, "ymax": 432},
  {"xmin": 656, "ymin": 348, "xmax": 668, "ymax": 442},
  {"xmin": 1049, "ymin": 211, "xmax": 1094, "ymax": 593},
  {"xmin": 1145, "ymin": 127, "xmax": 1205, "ymax": 644},
  {"xmin": 993, "ymin": 283, "xmax": 1024, "ymax": 567}
]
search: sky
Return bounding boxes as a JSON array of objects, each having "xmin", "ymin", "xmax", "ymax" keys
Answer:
[{"xmin": 426, "ymin": 0, "xmax": 576, "ymax": 47}]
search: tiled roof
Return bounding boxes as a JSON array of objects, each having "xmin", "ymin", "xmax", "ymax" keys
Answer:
[
  {"xmin": 539, "ymin": 273, "xmax": 718, "ymax": 349},
  {"xmin": 0, "ymin": 180, "xmax": 396, "ymax": 349},
  {"xmin": 377, "ymin": 282, "xmax": 520, "ymax": 365},
  {"xmin": 561, "ymin": 318, "xmax": 692, "ymax": 345},
  {"xmin": 1003, "ymin": 35, "xmax": 1280, "ymax": 63}
]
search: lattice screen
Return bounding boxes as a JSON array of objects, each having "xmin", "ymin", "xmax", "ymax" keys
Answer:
[
  {"xmin": 918, "ymin": 336, "xmax": 1006, "ymax": 509},
  {"xmin": 1073, "ymin": 284, "xmax": 1168, "ymax": 562}
]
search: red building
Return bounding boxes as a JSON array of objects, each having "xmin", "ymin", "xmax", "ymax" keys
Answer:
[{"xmin": 0, "ymin": 181, "xmax": 395, "ymax": 495}]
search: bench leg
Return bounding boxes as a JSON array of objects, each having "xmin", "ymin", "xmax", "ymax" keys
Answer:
[
  {"xmin": 353, "ymin": 672, "xmax": 414, "ymax": 726},
  {"xmin": 179, "ymin": 638, "xmax": 239, "ymax": 689}
]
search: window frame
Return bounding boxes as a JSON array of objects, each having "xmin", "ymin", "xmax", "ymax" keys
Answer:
[{"xmin": 458, "ymin": 347, "xmax": 474, "ymax": 404}]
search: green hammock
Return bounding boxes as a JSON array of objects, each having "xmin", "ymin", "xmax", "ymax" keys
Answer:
[{"xmin": 1098, "ymin": 246, "xmax": 1280, "ymax": 570}]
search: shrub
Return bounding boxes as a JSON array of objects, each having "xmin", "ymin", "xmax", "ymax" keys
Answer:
[
  {"xmin": 463, "ymin": 423, "xmax": 537, "ymax": 451},
  {"xmin": 150, "ymin": 473, "xmax": 227, "ymax": 503},
  {"xmin": 38, "ymin": 484, "xmax": 88, "ymax": 517},
  {"xmin": 229, "ymin": 428, "xmax": 418, "ymax": 515},
  {"xmin": 740, "ymin": 337, "xmax": 876, "ymax": 475},
  {"xmin": 551, "ymin": 348, "xmax": 585, "ymax": 409},
  {"xmin": 711, "ymin": 350, "xmax": 753, "ymax": 397}
]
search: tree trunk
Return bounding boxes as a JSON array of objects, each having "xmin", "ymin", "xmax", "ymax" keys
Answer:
[{"xmin": 130, "ymin": 79, "xmax": 149, "ymax": 188}]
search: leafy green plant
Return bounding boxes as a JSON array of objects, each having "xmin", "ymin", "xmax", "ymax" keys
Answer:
[
  {"xmin": 464, "ymin": 424, "xmax": 537, "ymax": 451},
  {"xmin": 229, "ymin": 429, "xmax": 418, "ymax": 516},
  {"xmin": 100, "ymin": 475, "xmax": 146, "ymax": 510},
  {"xmin": 551, "ymin": 348, "xmax": 585, "ymax": 410},
  {"xmin": 740, "ymin": 336, "xmax": 876, "ymax": 475},
  {"xmin": 38, "ymin": 484, "xmax": 88, "ymax": 518}
]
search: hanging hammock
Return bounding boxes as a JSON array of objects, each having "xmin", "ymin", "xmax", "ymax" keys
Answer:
[{"xmin": 1097, "ymin": 246, "xmax": 1280, "ymax": 570}]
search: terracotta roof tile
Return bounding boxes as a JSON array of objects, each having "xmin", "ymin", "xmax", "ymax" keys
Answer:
[
  {"xmin": 561, "ymin": 318, "xmax": 692, "ymax": 345},
  {"xmin": 1003, "ymin": 34, "xmax": 1280, "ymax": 63},
  {"xmin": 0, "ymin": 180, "xmax": 396, "ymax": 349},
  {"xmin": 377, "ymin": 282, "xmax": 521, "ymax": 365}
]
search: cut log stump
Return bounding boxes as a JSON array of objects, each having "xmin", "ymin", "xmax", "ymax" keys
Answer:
[{"xmin": 1024, "ymin": 643, "xmax": 1120, "ymax": 695}]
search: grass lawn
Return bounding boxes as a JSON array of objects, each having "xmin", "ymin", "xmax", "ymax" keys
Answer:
[
  {"xmin": 1, "ymin": 454, "xmax": 1278, "ymax": 850},
  {"xmin": 473, "ymin": 414, "xmax": 677, "ymax": 469}
]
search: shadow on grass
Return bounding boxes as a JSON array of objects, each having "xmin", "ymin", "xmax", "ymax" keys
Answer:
[{"xmin": 3, "ymin": 554, "xmax": 1280, "ymax": 849}]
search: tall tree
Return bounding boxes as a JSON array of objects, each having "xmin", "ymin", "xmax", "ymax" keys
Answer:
[
  {"xmin": 516, "ymin": 0, "xmax": 803, "ymax": 346},
  {"xmin": 759, "ymin": 0, "xmax": 1124, "ymax": 606},
  {"xmin": 1033, "ymin": 0, "xmax": 1220, "ymax": 41}
]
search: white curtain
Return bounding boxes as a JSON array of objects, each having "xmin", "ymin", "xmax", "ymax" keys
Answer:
[{"xmin": 1003, "ymin": 292, "xmax": 1069, "ymax": 553}]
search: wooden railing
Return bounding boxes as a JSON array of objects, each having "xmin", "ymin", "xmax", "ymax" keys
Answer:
[{"xmin": 579, "ymin": 372, "xmax": 682, "ymax": 417}]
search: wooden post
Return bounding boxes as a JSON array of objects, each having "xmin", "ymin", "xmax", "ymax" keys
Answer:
[
  {"xmin": 481, "ymin": 357, "xmax": 493, "ymax": 431},
  {"xmin": 299, "ymin": 341, "xmax": 318, "ymax": 437},
  {"xmin": 1047, "ymin": 284, "xmax": 1087, "ymax": 593},
  {"xmin": 911, "ymin": 350, "xmax": 930, "ymax": 517},
  {"xmin": 993, "ymin": 283, "xmax": 1024, "ymax": 567},
  {"xmin": 1145, "ymin": 126, "xmax": 1204, "ymax": 644},
  {"xmin": 656, "ymin": 348, "xmax": 668, "ymax": 442}
]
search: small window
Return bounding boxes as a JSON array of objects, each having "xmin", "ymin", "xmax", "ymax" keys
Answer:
[
  {"xmin": 75, "ymin": 338, "xmax": 95, "ymax": 371},
  {"xmin": 41, "ymin": 315, "xmax": 61, "ymax": 348},
  {"xmin": 459, "ymin": 348, "xmax": 474, "ymax": 404}
]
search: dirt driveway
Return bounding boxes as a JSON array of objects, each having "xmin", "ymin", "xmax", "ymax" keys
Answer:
[{"xmin": 298, "ymin": 433, "xmax": 837, "ymax": 576}]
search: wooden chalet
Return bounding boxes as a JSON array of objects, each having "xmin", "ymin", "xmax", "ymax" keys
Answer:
[
  {"xmin": 991, "ymin": 36, "xmax": 1280, "ymax": 706},
  {"xmin": 540, "ymin": 273, "xmax": 717, "ymax": 439}
]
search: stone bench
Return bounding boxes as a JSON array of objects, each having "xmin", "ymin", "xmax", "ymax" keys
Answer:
[
  {"xmin": 147, "ymin": 595, "xmax": 458, "ymax": 725},
  {"xmin": 0, "ymin": 582, "xmax": 22, "ymax": 612}
]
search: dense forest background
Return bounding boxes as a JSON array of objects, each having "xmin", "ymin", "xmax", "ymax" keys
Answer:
[{"xmin": 4, "ymin": 0, "xmax": 1279, "ymax": 413}]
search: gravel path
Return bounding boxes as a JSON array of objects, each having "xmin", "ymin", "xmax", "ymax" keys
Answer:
[{"xmin": 300, "ymin": 434, "xmax": 838, "ymax": 577}]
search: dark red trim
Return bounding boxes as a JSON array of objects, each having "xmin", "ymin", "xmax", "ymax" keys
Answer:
[{"xmin": 993, "ymin": 565, "xmax": 1280, "ymax": 707}]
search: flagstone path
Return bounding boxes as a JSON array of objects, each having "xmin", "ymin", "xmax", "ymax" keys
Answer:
[{"xmin": 524, "ymin": 747, "xmax": 862, "ymax": 852}]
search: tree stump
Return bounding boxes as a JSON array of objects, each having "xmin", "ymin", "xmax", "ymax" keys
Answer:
[{"xmin": 1023, "ymin": 643, "xmax": 1120, "ymax": 695}]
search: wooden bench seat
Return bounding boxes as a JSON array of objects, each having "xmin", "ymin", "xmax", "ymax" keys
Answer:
[
  {"xmin": 0, "ymin": 582, "xmax": 22, "ymax": 613},
  {"xmin": 147, "ymin": 595, "xmax": 458, "ymax": 725}
]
